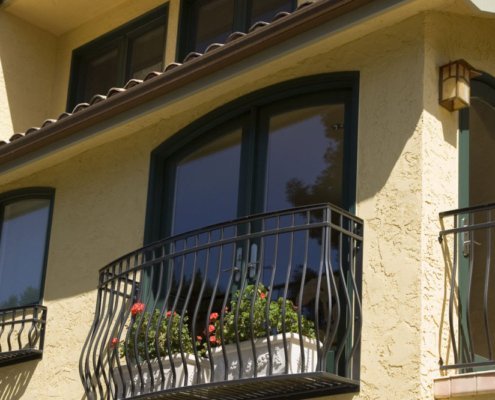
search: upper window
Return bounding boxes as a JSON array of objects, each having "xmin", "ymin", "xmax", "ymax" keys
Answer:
[
  {"xmin": 179, "ymin": 0, "xmax": 296, "ymax": 58},
  {"xmin": 0, "ymin": 189, "xmax": 54, "ymax": 310},
  {"xmin": 67, "ymin": 5, "xmax": 168, "ymax": 111},
  {"xmin": 147, "ymin": 74, "xmax": 358, "ymax": 240}
]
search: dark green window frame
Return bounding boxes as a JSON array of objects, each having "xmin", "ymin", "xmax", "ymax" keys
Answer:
[
  {"xmin": 178, "ymin": 0, "xmax": 297, "ymax": 60},
  {"xmin": 67, "ymin": 4, "xmax": 168, "ymax": 111},
  {"xmin": 145, "ymin": 72, "xmax": 359, "ymax": 243},
  {"xmin": 0, "ymin": 188, "xmax": 55, "ymax": 310}
]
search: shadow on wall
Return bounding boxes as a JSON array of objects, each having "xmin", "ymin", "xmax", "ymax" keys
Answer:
[{"xmin": 0, "ymin": 360, "xmax": 39, "ymax": 400}]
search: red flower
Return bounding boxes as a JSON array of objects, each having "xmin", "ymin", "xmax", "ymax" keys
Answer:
[
  {"xmin": 166, "ymin": 311, "xmax": 177, "ymax": 318},
  {"xmin": 209, "ymin": 336, "xmax": 217, "ymax": 344},
  {"xmin": 260, "ymin": 292, "xmax": 266, "ymax": 300},
  {"xmin": 209, "ymin": 312, "xmax": 219, "ymax": 321},
  {"xmin": 208, "ymin": 324, "xmax": 215, "ymax": 333},
  {"xmin": 110, "ymin": 337, "xmax": 119, "ymax": 349},
  {"xmin": 130, "ymin": 302, "xmax": 145, "ymax": 316}
]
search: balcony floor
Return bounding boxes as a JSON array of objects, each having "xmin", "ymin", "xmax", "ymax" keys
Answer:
[
  {"xmin": 129, "ymin": 372, "xmax": 359, "ymax": 400},
  {"xmin": 0, "ymin": 349, "xmax": 43, "ymax": 367}
]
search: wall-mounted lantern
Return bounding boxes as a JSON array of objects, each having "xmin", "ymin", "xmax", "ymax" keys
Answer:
[{"xmin": 439, "ymin": 60, "xmax": 480, "ymax": 111}]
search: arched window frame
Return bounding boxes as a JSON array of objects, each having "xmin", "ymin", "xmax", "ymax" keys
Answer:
[
  {"xmin": 145, "ymin": 72, "xmax": 359, "ymax": 244},
  {"xmin": 0, "ymin": 187, "xmax": 55, "ymax": 310}
]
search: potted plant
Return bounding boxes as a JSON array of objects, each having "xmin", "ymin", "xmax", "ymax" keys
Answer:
[
  {"xmin": 111, "ymin": 303, "xmax": 208, "ymax": 398},
  {"xmin": 197, "ymin": 284, "xmax": 318, "ymax": 381}
]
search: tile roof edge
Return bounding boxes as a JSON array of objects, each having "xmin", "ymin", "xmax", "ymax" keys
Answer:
[{"xmin": 0, "ymin": 0, "xmax": 371, "ymax": 168}]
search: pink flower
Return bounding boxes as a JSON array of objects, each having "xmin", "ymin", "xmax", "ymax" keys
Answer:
[
  {"xmin": 209, "ymin": 312, "xmax": 219, "ymax": 321},
  {"xmin": 260, "ymin": 292, "xmax": 266, "ymax": 300},
  {"xmin": 110, "ymin": 337, "xmax": 119, "ymax": 349},
  {"xmin": 208, "ymin": 324, "xmax": 215, "ymax": 333},
  {"xmin": 196, "ymin": 335, "xmax": 203, "ymax": 342},
  {"xmin": 130, "ymin": 302, "xmax": 145, "ymax": 316},
  {"xmin": 209, "ymin": 336, "xmax": 217, "ymax": 344}
]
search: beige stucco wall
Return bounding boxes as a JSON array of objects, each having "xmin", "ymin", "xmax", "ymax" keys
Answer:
[
  {"xmin": 422, "ymin": 10, "xmax": 495, "ymax": 398},
  {"xmin": 0, "ymin": 0, "xmax": 178, "ymax": 142},
  {"xmin": 0, "ymin": 11, "xmax": 57, "ymax": 140},
  {"xmin": 1, "ymin": 4, "xmax": 495, "ymax": 400}
]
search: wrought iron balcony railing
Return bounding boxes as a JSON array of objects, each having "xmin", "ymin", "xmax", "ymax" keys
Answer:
[
  {"xmin": 439, "ymin": 203, "xmax": 495, "ymax": 371},
  {"xmin": 0, "ymin": 304, "xmax": 47, "ymax": 367},
  {"xmin": 80, "ymin": 204, "xmax": 363, "ymax": 399}
]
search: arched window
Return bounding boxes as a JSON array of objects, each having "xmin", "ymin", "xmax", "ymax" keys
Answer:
[
  {"xmin": 140, "ymin": 74, "xmax": 361, "ymax": 383},
  {"xmin": 146, "ymin": 73, "xmax": 359, "ymax": 241},
  {"xmin": 0, "ymin": 188, "xmax": 54, "ymax": 310}
]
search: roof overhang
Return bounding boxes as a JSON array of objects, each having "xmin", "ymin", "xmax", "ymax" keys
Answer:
[
  {"xmin": 468, "ymin": 0, "xmax": 495, "ymax": 13},
  {"xmin": 0, "ymin": 0, "xmax": 131, "ymax": 35},
  {"xmin": 0, "ymin": 0, "xmax": 385, "ymax": 172}
]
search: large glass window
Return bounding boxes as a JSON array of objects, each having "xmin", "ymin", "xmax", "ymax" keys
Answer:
[
  {"xmin": 170, "ymin": 124, "xmax": 244, "ymax": 235},
  {"xmin": 145, "ymin": 76, "xmax": 359, "ymax": 381},
  {"xmin": 68, "ymin": 5, "xmax": 168, "ymax": 110},
  {"xmin": 150, "ymin": 76, "xmax": 357, "ymax": 238},
  {"xmin": 0, "ymin": 189, "xmax": 54, "ymax": 309},
  {"xmin": 179, "ymin": 0, "xmax": 296, "ymax": 57}
]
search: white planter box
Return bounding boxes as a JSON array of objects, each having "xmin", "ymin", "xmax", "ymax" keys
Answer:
[
  {"xmin": 112, "ymin": 354, "xmax": 209, "ymax": 398},
  {"xmin": 211, "ymin": 333, "xmax": 318, "ymax": 382}
]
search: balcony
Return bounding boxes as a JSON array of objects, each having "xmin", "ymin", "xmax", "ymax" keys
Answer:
[
  {"xmin": 0, "ymin": 305, "xmax": 47, "ymax": 366},
  {"xmin": 80, "ymin": 204, "xmax": 363, "ymax": 400},
  {"xmin": 436, "ymin": 204, "xmax": 495, "ymax": 398}
]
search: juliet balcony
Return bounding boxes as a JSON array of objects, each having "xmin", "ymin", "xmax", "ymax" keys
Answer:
[
  {"xmin": 435, "ymin": 204, "xmax": 495, "ymax": 398},
  {"xmin": 80, "ymin": 204, "xmax": 363, "ymax": 400},
  {"xmin": 0, "ymin": 304, "xmax": 47, "ymax": 367}
]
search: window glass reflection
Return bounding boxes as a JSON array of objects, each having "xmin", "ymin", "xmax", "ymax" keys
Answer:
[
  {"xmin": 250, "ymin": 0, "xmax": 294, "ymax": 25},
  {"xmin": 0, "ymin": 199, "xmax": 50, "ymax": 309},
  {"xmin": 193, "ymin": 0, "xmax": 235, "ymax": 54},
  {"xmin": 468, "ymin": 96, "xmax": 495, "ymax": 359},
  {"xmin": 173, "ymin": 128, "xmax": 242, "ymax": 235},
  {"xmin": 83, "ymin": 48, "xmax": 120, "ymax": 103},
  {"xmin": 264, "ymin": 104, "xmax": 345, "ymax": 212},
  {"xmin": 130, "ymin": 25, "xmax": 166, "ymax": 80}
]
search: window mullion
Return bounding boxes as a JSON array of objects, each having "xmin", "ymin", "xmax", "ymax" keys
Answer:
[
  {"xmin": 250, "ymin": 105, "xmax": 269, "ymax": 215},
  {"xmin": 120, "ymin": 36, "xmax": 131, "ymax": 85},
  {"xmin": 234, "ymin": 0, "xmax": 249, "ymax": 32}
]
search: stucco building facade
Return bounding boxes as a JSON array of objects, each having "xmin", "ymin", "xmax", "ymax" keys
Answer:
[{"xmin": 0, "ymin": 0, "xmax": 494, "ymax": 399}]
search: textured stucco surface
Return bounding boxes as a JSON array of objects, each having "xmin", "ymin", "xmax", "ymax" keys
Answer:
[
  {"xmin": 423, "ymin": 10, "xmax": 495, "ymax": 397},
  {"xmin": 1, "ymin": 3, "xmax": 495, "ymax": 400},
  {"xmin": 0, "ymin": 11, "xmax": 56, "ymax": 140},
  {"xmin": 0, "ymin": 0, "xmax": 174, "ymax": 141}
]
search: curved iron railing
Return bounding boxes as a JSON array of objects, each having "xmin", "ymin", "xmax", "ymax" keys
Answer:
[
  {"xmin": 0, "ymin": 304, "xmax": 47, "ymax": 366},
  {"xmin": 439, "ymin": 203, "xmax": 495, "ymax": 371},
  {"xmin": 80, "ymin": 204, "xmax": 363, "ymax": 399}
]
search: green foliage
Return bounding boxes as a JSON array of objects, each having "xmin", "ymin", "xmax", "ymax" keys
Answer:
[
  {"xmin": 211, "ymin": 284, "xmax": 315, "ymax": 346},
  {"xmin": 118, "ymin": 286, "xmax": 316, "ymax": 360},
  {"xmin": 120, "ymin": 309, "xmax": 193, "ymax": 360}
]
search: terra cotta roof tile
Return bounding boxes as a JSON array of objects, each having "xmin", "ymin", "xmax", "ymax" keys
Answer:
[{"xmin": 0, "ymin": 0, "xmax": 371, "ymax": 166}]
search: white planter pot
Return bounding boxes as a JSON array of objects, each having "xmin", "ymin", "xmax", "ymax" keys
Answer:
[
  {"xmin": 211, "ymin": 333, "xmax": 318, "ymax": 382},
  {"xmin": 112, "ymin": 354, "xmax": 209, "ymax": 398}
]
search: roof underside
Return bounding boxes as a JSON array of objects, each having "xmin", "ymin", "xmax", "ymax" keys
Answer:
[{"xmin": 1, "ymin": 0, "xmax": 131, "ymax": 35}]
